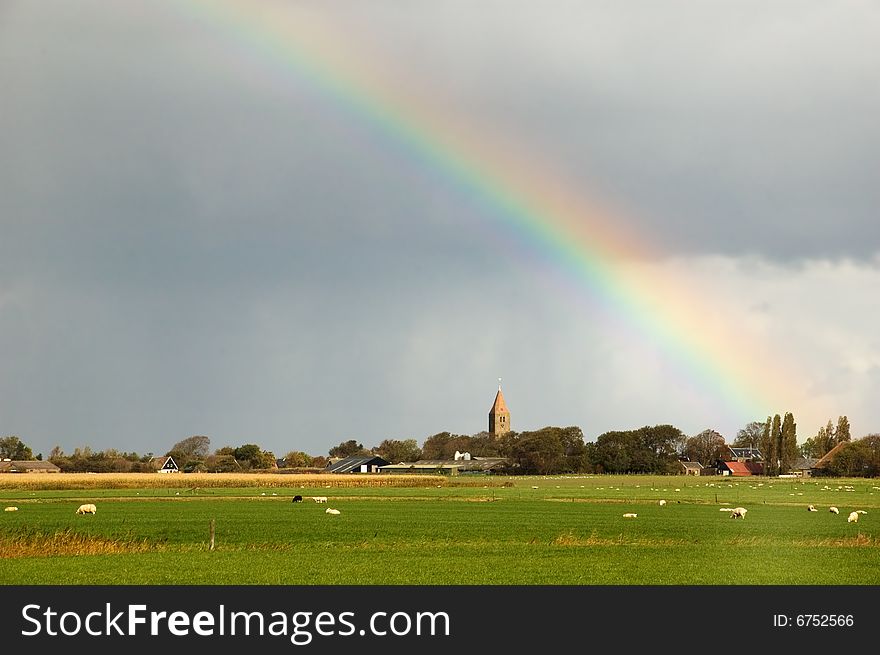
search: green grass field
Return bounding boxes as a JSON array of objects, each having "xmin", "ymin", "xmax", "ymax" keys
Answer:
[{"xmin": 2, "ymin": 474, "xmax": 878, "ymax": 584}]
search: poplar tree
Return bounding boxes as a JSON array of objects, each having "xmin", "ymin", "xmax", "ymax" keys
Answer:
[
  {"xmin": 758, "ymin": 416, "xmax": 773, "ymax": 473},
  {"xmin": 835, "ymin": 416, "xmax": 851, "ymax": 445},
  {"xmin": 780, "ymin": 412, "xmax": 798, "ymax": 473},
  {"xmin": 767, "ymin": 414, "xmax": 782, "ymax": 476}
]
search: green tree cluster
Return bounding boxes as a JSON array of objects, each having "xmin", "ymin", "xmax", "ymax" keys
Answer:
[
  {"xmin": 0, "ymin": 435, "xmax": 35, "ymax": 460},
  {"xmin": 800, "ymin": 416, "xmax": 852, "ymax": 458},
  {"xmin": 589, "ymin": 425, "xmax": 683, "ymax": 474},
  {"xmin": 683, "ymin": 429, "xmax": 727, "ymax": 466},
  {"xmin": 815, "ymin": 434, "xmax": 880, "ymax": 477}
]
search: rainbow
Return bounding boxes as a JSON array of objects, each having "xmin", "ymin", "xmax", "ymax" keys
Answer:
[{"xmin": 171, "ymin": 0, "xmax": 809, "ymax": 426}]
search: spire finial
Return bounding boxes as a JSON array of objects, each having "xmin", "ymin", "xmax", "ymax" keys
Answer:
[{"xmin": 498, "ymin": 377, "xmax": 502, "ymax": 391}]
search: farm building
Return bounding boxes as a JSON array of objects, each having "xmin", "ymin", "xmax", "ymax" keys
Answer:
[
  {"xmin": 379, "ymin": 458, "xmax": 507, "ymax": 476},
  {"xmin": 325, "ymin": 455, "xmax": 389, "ymax": 474},
  {"xmin": 810, "ymin": 442, "xmax": 849, "ymax": 475},
  {"xmin": 728, "ymin": 447, "xmax": 763, "ymax": 462},
  {"xmin": 0, "ymin": 460, "xmax": 61, "ymax": 474},
  {"xmin": 788, "ymin": 456, "xmax": 818, "ymax": 477},
  {"xmin": 719, "ymin": 461, "xmax": 764, "ymax": 476},
  {"xmin": 679, "ymin": 460, "xmax": 703, "ymax": 476},
  {"xmin": 150, "ymin": 456, "xmax": 180, "ymax": 473}
]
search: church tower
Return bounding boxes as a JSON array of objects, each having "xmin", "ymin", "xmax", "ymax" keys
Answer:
[{"xmin": 488, "ymin": 381, "xmax": 510, "ymax": 438}]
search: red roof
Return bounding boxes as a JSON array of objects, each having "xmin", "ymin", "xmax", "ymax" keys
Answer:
[{"xmin": 724, "ymin": 461, "xmax": 754, "ymax": 476}]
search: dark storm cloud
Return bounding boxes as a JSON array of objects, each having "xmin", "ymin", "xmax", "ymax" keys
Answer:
[{"xmin": 1, "ymin": 1, "xmax": 878, "ymax": 454}]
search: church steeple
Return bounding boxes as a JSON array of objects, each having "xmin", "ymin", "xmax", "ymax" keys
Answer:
[{"xmin": 488, "ymin": 379, "xmax": 510, "ymax": 438}]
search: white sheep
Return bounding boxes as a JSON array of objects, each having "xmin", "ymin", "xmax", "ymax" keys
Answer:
[
  {"xmin": 856, "ymin": 510, "xmax": 867, "ymax": 514},
  {"xmin": 4, "ymin": 506, "xmax": 18, "ymax": 512},
  {"xmin": 807, "ymin": 505, "xmax": 818, "ymax": 512},
  {"xmin": 313, "ymin": 496, "xmax": 328, "ymax": 504},
  {"xmin": 659, "ymin": 500, "xmax": 666, "ymax": 507},
  {"xmin": 325, "ymin": 508, "xmax": 341, "ymax": 515},
  {"xmin": 75, "ymin": 503, "xmax": 97, "ymax": 515},
  {"xmin": 847, "ymin": 511, "xmax": 859, "ymax": 523},
  {"xmin": 829, "ymin": 506, "xmax": 839, "ymax": 514},
  {"xmin": 622, "ymin": 513, "xmax": 638, "ymax": 518},
  {"xmin": 730, "ymin": 507, "xmax": 747, "ymax": 519}
]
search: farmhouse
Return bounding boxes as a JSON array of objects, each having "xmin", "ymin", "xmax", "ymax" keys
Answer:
[
  {"xmin": 788, "ymin": 456, "xmax": 818, "ymax": 478},
  {"xmin": 728, "ymin": 446, "xmax": 763, "ymax": 462},
  {"xmin": 719, "ymin": 460, "xmax": 764, "ymax": 477},
  {"xmin": 150, "ymin": 456, "xmax": 180, "ymax": 473},
  {"xmin": 679, "ymin": 460, "xmax": 703, "ymax": 476},
  {"xmin": 0, "ymin": 460, "xmax": 61, "ymax": 474},
  {"xmin": 325, "ymin": 455, "xmax": 389, "ymax": 474},
  {"xmin": 810, "ymin": 442, "xmax": 848, "ymax": 475}
]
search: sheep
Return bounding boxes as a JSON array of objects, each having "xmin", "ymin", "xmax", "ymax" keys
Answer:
[
  {"xmin": 312, "ymin": 496, "xmax": 328, "ymax": 504},
  {"xmin": 807, "ymin": 505, "xmax": 818, "ymax": 512},
  {"xmin": 847, "ymin": 511, "xmax": 859, "ymax": 523},
  {"xmin": 856, "ymin": 510, "xmax": 868, "ymax": 514},
  {"xmin": 622, "ymin": 513, "xmax": 638, "ymax": 518},
  {"xmin": 325, "ymin": 508, "xmax": 341, "ymax": 515},
  {"xmin": 719, "ymin": 507, "xmax": 735, "ymax": 512},
  {"xmin": 4, "ymin": 507, "xmax": 18, "ymax": 512},
  {"xmin": 730, "ymin": 507, "xmax": 747, "ymax": 519},
  {"xmin": 292, "ymin": 495, "xmax": 303, "ymax": 503},
  {"xmin": 829, "ymin": 506, "xmax": 839, "ymax": 514},
  {"xmin": 659, "ymin": 500, "xmax": 667, "ymax": 507},
  {"xmin": 75, "ymin": 503, "xmax": 97, "ymax": 515}
]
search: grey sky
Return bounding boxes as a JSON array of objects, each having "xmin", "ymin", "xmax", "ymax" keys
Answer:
[{"xmin": 1, "ymin": 0, "xmax": 878, "ymax": 457}]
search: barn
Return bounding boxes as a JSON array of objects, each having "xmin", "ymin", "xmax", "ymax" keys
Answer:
[
  {"xmin": 325, "ymin": 455, "xmax": 389, "ymax": 474},
  {"xmin": 0, "ymin": 460, "xmax": 61, "ymax": 474},
  {"xmin": 379, "ymin": 458, "xmax": 508, "ymax": 476},
  {"xmin": 719, "ymin": 461, "xmax": 764, "ymax": 477}
]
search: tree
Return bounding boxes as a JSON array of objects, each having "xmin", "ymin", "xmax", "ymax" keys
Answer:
[
  {"xmin": 819, "ymin": 434, "xmax": 880, "ymax": 477},
  {"xmin": 505, "ymin": 426, "xmax": 588, "ymax": 475},
  {"xmin": 779, "ymin": 412, "xmax": 798, "ymax": 473},
  {"xmin": 282, "ymin": 451, "xmax": 314, "ymax": 468},
  {"xmin": 168, "ymin": 435, "xmax": 210, "ymax": 459},
  {"xmin": 167, "ymin": 435, "xmax": 211, "ymax": 471},
  {"xmin": 767, "ymin": 414, "xmax": 782, "ymax": 476},
  {"xmin": 373, "ymin": 439, "xmax": 421, "ymax": 464},
  {"xmin": 823, "ymin": 419, "xmax": 836, "ymax": 452},
  {"xmin": 467, "ymin": 432, "xmax": 505, "ymax": 457},
  {"xmin": 0, "ymin": 436, "xmax": 34, "ymax": 460},
  {"xmin": 509, "ymin": 430, "xmax": 564, "ymax": 474},
  {"xmin": 799, "ymin": 436, "xmax": 822, "ymax": 458},
  {"xmin": 684, "ymin": 429, "xmax": 727, "ymax": 467},
  {"xmin": 807, "ymin": 417, "xmax": 851, "ymax": 458},
  {"xmin": 733, "ymin": 421, "xmax": 764, "ymax": 449},
  {"xmin": 420, "ymin": 432, "xmax": 471, "ymax": 460},
  {"xmin": 204, "ymin": 453, "xmax": 238, "ymax": 472},
  {"xmin": 230, "ymin": 443, "xmax": 275, "ymax": 469},
  {"xmin": 758, "ymin": 417, "xmax": 773, "ymax": 473},
  {"xmin": 835, "ymin": 416, "xmax": 852, "ymax": 445},
  {"xmin": 591, "ymin": 425, "xmax": 683, "ymax": 474},
  {"xmin": 328, "ymin": 440, "xmax": 369, "ymax": 458}
]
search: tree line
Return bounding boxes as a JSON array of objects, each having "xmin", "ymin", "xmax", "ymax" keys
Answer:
[{"xmin": 3, "ymin": 411, "xmax": 879, "ymax": 476}]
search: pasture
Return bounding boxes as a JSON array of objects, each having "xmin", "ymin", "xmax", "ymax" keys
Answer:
[{"xmin": 1, "ymin": 473, "xmax": 878, "ymax": 585}]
